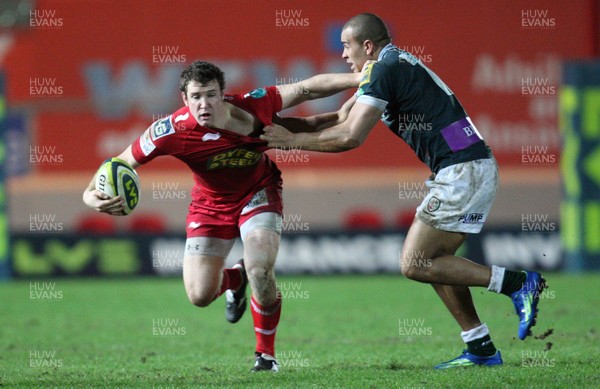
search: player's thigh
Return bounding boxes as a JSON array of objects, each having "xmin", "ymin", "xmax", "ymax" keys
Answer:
[
  {"xmin": 402, "ymin": 217, "xmax": 466, "ymax": 262},
  {"xmin": 182, "ymin": 237, "xmax": 234, "ymax": 296},
  {"xmin": 404, "ymin": 158, "xmax": 498, "ymax": 262},
  {"xmin": 239, "ymin": 212, "xmax": 281, "ymax": 271},
  {"xmin": 415, "ymin": 158, "xmax": 498, "ymax": 235}
]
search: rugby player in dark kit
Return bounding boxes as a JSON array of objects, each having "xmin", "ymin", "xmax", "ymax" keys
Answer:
[{"xmin": 262, "ymin": 13, "xmax": 547, "ymax": 369}]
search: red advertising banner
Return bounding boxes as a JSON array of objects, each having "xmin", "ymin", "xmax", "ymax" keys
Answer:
[{"xmin": 2, "ymin": 0, "xmax": 595, "ymax": 172}]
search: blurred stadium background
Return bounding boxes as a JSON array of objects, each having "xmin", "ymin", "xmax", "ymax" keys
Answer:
[{"xmin": 0, "ymin": 0, "xmax": 598, "ymax": 278}]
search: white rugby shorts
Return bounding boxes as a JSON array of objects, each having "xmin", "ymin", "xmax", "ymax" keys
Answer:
[{"xmin": 415, "ymin": 158, "xmax": 498, "ymax": 234}]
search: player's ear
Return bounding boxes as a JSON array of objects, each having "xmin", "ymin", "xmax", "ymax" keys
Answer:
[
  {"xmin": 181, "ymin": 91, "xmax": 189, "ymax": 106},
  {"xmin": 363, "ymin": 39, "xmax": 374, "ymax": 56}
]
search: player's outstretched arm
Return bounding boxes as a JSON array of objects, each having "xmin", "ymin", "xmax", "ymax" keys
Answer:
[
  {"xmin": 276, "ymin": 61, "xmax": 373, "ymax": 111},
  {"xmin": 277, "ymin": 73, "xmax": 359, "ymax": 110},
  {"xmin": 261, "ymin": 101, "xmax": 382, "ymax": 152},
  {"xmin": 82, "ymin": 145, "xmax": 141, "ymax": 216},
  {"xmin": 273, "ymin": 63, "xmax": 374, "ymax": 132},
  {"xmin": 272, "ymin": 95, "xmax": 357, "ymax": 133}
]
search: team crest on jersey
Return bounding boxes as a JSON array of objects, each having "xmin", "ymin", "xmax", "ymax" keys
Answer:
[
  {"xmin": 151, "ymin": 116, "xmax": 175, "ymax": 140},
  {"xmin": 426, "ymin": 196, "xmax": 441, "ymax": 212},
  {"xmin": 244, "ymin": 88, "xmax": 267, "ymax": 99}
]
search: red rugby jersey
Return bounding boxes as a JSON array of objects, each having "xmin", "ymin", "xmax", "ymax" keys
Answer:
[{"xmin": 131, "ymin": 86, "xmax": 282, "ymax": 208}]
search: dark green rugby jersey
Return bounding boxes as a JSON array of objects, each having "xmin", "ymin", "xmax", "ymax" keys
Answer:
[{"xmin": 357, "ymin": 44, "xmax": 491, "ymax": 173}]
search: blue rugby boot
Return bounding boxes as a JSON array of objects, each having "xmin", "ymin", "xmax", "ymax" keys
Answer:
[
  {"xmin": 435, "ymin": 350, "xmax": 503, "ymax": 369},
  {"xmin": 511, "ymin": 271, "xmax": 546, "ymax": 340}
]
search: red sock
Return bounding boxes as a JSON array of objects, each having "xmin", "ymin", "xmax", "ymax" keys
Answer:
[
  {"xmin": 215, "ymin": 268, "xmax": 243, "ymax": 299},
  {"xmin": 250, "ymin": 295, "xmax": 282, "ymax": 357}
]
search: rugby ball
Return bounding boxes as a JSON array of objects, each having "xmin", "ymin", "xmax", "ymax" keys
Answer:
[{"xmin": 95, "ymin": 157, "xmax": 141, "ymax": 215}]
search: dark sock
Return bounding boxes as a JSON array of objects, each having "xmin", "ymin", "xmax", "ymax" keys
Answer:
[
  {"xmin": 500, "ymin": 270, "xmax": 526, "ymax": 296},
  {"xmin": 467, "ymin": 334, "xmax": 496, "ymax": 357}
]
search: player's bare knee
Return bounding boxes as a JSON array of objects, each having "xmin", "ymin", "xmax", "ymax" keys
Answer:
[
  {"xmin": 187, "ymin": 294, "xmax": 213, "ymax": 308},
  {"xmin": 246, "ymin": 263, "xmax": 277, "ymax": 304},
  {"xmin": 246, "ymin": 263, "xmax": 274, "ymax": 285},
  {"xmin": 400, "ymin": 251, "xmax": 430, "ymax": 280},
  {"xmin": 243, "ymin": 232, "xmax": 278, "ymax": 285},
  {"xmin": 400, "ymin": 260, "xmax": 420, "ymax": 280},
  {"xmin": 185, "ymin": 287, "xmax": 214, "ymax": 307}
]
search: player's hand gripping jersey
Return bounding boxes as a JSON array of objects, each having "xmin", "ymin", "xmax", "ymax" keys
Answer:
[{"xmin": 130, "ymin": 86, "xmax": 283, "ymax": 239}]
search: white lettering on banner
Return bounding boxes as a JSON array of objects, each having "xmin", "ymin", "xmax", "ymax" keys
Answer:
[
  {"xmin": 148, "ymin": 234, "xmax": 404, "ymax": 275},
  {"xmin": 481, "ymin": 233, "xmax": 561, "ymax": 269},
  {"xmin": 473, "ymin": 114, "xmax": 560, "ymax": 154},
  {"xmin": 148, "ymin": 232, "xmax": 563, "ymax": 276},
  {"xmin": 471, "ymin": 54, "xmax": 560, "ymax": 93},
  {"xmin": 275, "ymin": 234, "xmax": 404, "ymax": 273},
  {"xmin": 12, "ymin": 230, "xmax": 563, "ymax": 278}
]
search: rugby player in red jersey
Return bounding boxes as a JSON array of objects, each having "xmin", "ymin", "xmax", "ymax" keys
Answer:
[
  {"xmin": 262, "ymin": 13, "xmax": 547, "ymax": 369},
  {"xmin": 83, "ymin": 61, "xmax": 360, "ymax": 372}
]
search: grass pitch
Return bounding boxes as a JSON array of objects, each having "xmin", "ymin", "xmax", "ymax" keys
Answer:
[{"xmin": 2, "ymin": 273, "xmax": 599, "ymax": 388}]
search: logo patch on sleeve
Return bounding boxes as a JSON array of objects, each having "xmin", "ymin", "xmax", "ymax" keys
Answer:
[
  {"xmin": 150, "ymin": 116, "xmax": 175, "ymax": 140},
  {"xmin": 244, "ymin": 88, "xmax": 267, "ymax": 99},
  {"xmin": 140, "ymin": 129, "xmax": 156, "ymax": 156}
]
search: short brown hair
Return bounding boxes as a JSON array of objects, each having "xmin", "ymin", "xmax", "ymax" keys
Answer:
[{"xmin": 179, "ymin": 61, "xmax": 226, "ymax": 93}]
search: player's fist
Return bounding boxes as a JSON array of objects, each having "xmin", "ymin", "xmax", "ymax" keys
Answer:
[
  {"xmin": 83, "ymin": 189, "xmax": 126, "ymax": 216},
  {"xmin": 260, "ymin": 124, "xmax": 296, "ymax": 148}
]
